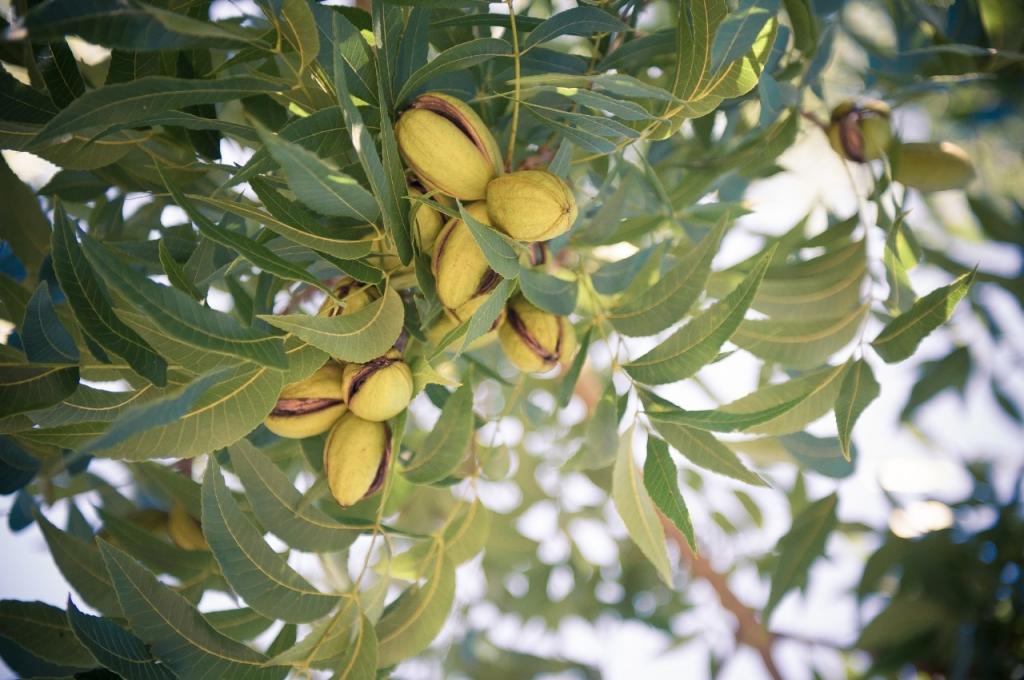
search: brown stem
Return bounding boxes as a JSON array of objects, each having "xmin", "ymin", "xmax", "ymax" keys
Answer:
[{"xmin": 574, "ymin": 364, "xmax": 784, "ymax": 680}]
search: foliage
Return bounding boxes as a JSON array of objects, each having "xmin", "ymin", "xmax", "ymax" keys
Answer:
[{"xmin": 0, "ymin": 0, "xmax": 1021, "ymax": 678}]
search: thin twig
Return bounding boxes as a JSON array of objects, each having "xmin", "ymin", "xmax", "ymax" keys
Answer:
[{"xmin": 504, "ymin": 0, "xmax": 522, "ymax": 171}]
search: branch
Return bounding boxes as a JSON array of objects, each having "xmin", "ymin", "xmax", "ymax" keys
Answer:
[{"xmin": 573, "ymin": 364, "xmax": 784, "ymax": 680}]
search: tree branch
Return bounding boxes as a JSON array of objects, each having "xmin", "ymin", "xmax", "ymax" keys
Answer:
[{"xmin": 573, "ymin": 363, "xmax": 784, "ymax": 680}]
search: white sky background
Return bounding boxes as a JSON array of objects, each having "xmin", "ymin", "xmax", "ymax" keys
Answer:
[{"xmin": 2, "ymin": 1, "xmax": 1024, "ymax": 678}]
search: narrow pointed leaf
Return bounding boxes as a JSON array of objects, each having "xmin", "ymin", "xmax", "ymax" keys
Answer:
[
  {"xmin": 162, "ymin": 172, "xmax": 333, "ymax": 295},
  {"xmin": 67, "ymin": 599, "xmax": 176, "ymax": 680},
  {"xmin": 51, "ymin": 205, "xmax": 167, "ymax": 386},
  {"xmin": 765, "ymin": 492, "xmax": 838, "ymax": 619},
  {"xmin": 732, "ymin": 304, "xmax": 868, "ymax": 368},
  {"xmin": 80, "ymin": 235, "xmax": 285, "ymax": 370},
  {"xmin": 245, "ymin": 178, "xmax": 375, "ymax": 259},
  {"xmin": 610, "ymin": 219, "xmax": 727, "ymax": 336},
  {"xmin": 403, "ymin": 380, "xmax": 475, "ymax": 484},
  {"xmin": 35, "ymin": 76, "xmax": 280, "ymax": 145},
  {"xmin": 519, "ymin": 269, "xmax": 577, "ymax": 316},
  {"xmin": 612, "ymin": 427, "xmax": 673, "ymax": 585},
  {"xmin": 834, "ymin": 359, "xmax": 880, "ymax": 460},
  {"xmin": 375, "ymin": 544, "xmax": 456, "ymax": 668},
  {"xmin": 97, "ymin": 541, "xmax": 284, "ymax": 680},
  {"xmin": 461, "ymin": 203, "xmax": 521, "ymax": 278},
  {"xmin": 259, "ymin": 286, "xmax": 403, "ymax": 363},
  {"xmin": 202, "ymin": 460, "xmax": 339, "ymax": 623},
  {"xmin": 624, "ymin": 246, "xmax": 774, "ymax": 384},
  {"xmin": 229, "ymin": 440, "xmax": 363, "ymax": 552},
  {"xmin": 22, "ymin": 282, "xmax": 79, "ymax": 364},
  {"xmin": 647, "ymin": 416, "xmax": 767, "ymax": 486},
  {"xmin": 85, "ymin": 362, "xmax": 283, "ymax": 460},
  {"xmin": 34, "ymin": 510, "xmax": 121, "ymax": 616},
  {"xmin": 717, "ymin": 363, "xmax": 849, "ymax": 435},
  {"xmin": 871, "ymin": 270, "xmax": 975, "ymax": 363},
  {"xmin": 643, "ymin": 437, "xmax": 696, "ymax": 552},
  {"xmin": 395, "ymin": 38, "xmax": 513, "ymax": 105},
  {"xmin": 258, "ymin": 127, "xmax": 380, "ymax": 223},
  {"xmin": 0, "ymin": 363, "xmax": 79, "ymax": 418},
  {"xmin": 158, "ymin": 240, "xmax": 203, "ymax": 300},
  {"xmin": 0, "ymin": 600, "xmax": 96, "ymax": 667}
]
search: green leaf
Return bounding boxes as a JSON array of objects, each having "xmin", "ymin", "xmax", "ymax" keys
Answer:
[
  {"xmin": 257, "ymin": 126, "xmax": 380, "ymax": 223},
  {"xmin": 259, "ymin": 286, "xmax": 403, "ymax": 363},
  {"xmin": 709, "ymin": 239, "xmax": 868, "ymax": 320},
  {"xmin": 647, "ymin": 416, "xmax": 767, "ymax": 486},
  {"xmin": 644, "ymin": 437, "xmax": 696, "ymax": 553},
  {"xmin": 566, "ymin": 388, "xmax": 618, "ymax": 470},
  {"xmin": 193, "ymin": 187, "xmax": 374, "ymax": 261},
  {"xmin": 280, "ymin": 0, "xmax": 319, "ymax": 71},
  {"xmin": 732, "ymin": 304, "xmax": 868, "ymax": 368},
  {"xmin": 0, "ymin": 600, "xmax": 95, "ymax": 668},
  {"xmin": 21, "ymin": 278, "xmax": 77, "ymax": 364},
  {"xmin": 461, "ymin": 203, "xmax": 521, "ymax": 279},
  {"xmin": 0, "ymin": 362, "xmax": 79, "ymax": 419},
  {"xmin": 97, "ymin": 540, "xmax": 284, "ymax": 680},
  {"xmin": 871, "ymin": 270, "xmax": 976, "ymax": 363},
  {"xmin": 51, "ymin": 205, "xmax": 167, "ymax": 386},
  {"xmin": 35, "ymin": 76, "xmax": 280, "ymax": 145},
  {"xmin": 375, "ymin": 544, "xmax": 456, "ymax": 668},
  {"xmin": 24, "ymin": 0, "xmax": 257, "ymax": 51},
  {"xmin": 67, "ymin": 599, "xmax": 176, "ymax": 680},
  {"xmin": 395, "ymin": 38, "xmax": 512, "ymax": 105},
  {"xmin": 519, "ymin": 269, "xmax": 578, "ymax": 316},
  {"xmin": 524, "ymin": 6, "xmax": 627, "ymax": 49},
  {"xmin": 79, "ymin": 368, "xmax": 233, "ymax": 456},
  {"xmin": 462, "ymin": 279, "xmax": 514, "ymax": 351},
  {"xmin": 162, "ymin": 172, "xmax": 334, "ymax": 296},
  {"xmin": 557, "ymin": 326, "xmax": 592, "ymax": 408},
  {"xmin": 94, "ymin": 507, "xmax": 212, "ymax": 580},
  {"xmin": 202, "ymin": 459, "xmax": 339, "ymax": 623},
  {"xmin": 85, "ymin": 362, "xmax": 283, "ymax": 460},
  {"xmin": 37, "ymin": 40, "xmax": 84, "ymax": 109},
  {"xmin": 268, "ymin": 599, "xmax": 373, "ymax": 672},
  {"xmin": 624, "ymin": 246, "xmax": 774, "ymax": 384},
  {"xmin": 80, "ymin": 234, "xmax": 287, "ymax": 370},
  {"xmin": 229, "ymin": 440, "xmax": 362, "ymax": 553},
  {"xmin": 716, "ymin": 363, "xmax": 850, "ymax": 435},
  {"xmin": 0, "ymin": 436, "xmax": 40, "ymax": 494},
  {"xmin": 0, "ymin": 157, "xmax": 48, "ymax": 280},
  {"xmin": 403, "ymin": 380, "xmax": 475, "ymax": 484},
  {"xmin": 332, "ymin": 20, "xmax": 411, "ymax": 265},
  {"xmin": 765, "ymin": 492, "xmax": 838, "ymax": 619},
  {"xmin": 856, "ymin": 598, "xmax": 948, "ymax": 651},
  {"xmin": 709, "ymin": 0, "xmax": 780, "ymax": 77},
  {"xmin": 205, "ymin": 608, "xmax": 275, "ymax": 643},
  {"xmin": 34, "ymin": 510, "xmax": 121, "ymax": 617},
  {"xmin": 612, "ymin": 426, "xmax": 673, "ymax": 585},
  {"xmin": 610, "ymin": 220, "xmax": 727, "ymax": 336},
  {"xmin": 834, "ymin": 359, "xmax": 880, "ymax": 461},
  {"xmin": 29, "ymin": 384, "xmax": 158, "ymax": 427},
  {"xmin": 158, "ymin": 240, "xmax": 203, "ymax": 300}
]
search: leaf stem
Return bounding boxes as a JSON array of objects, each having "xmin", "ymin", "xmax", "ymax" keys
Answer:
[{"xmin": 505, "ymin": 0, "xmax": 522, "ymax": 171}]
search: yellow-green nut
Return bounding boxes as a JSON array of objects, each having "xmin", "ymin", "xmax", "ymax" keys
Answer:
[
  {"xmin": 408, "ymin": 184, "xmax": 447, "ymax": 253},
  {"xmin": 318, "ymin": 277, "xmax": 378, "ymax": 318},
  {"xmin": 395, "ymin": 92, "xmax": 503, "ymax": 201},
  {"xmin": 485, "ymin": 170, "xmax": 578, "ymax": 242},
  {"xmin": 432, "ymin": 201, "xmax": 502, "ymax": 312},
  {"xmin": 341, "ymin": 349, "xmax": 414, "ymax": 422},
  {"xmin": 264, "ymin": 361, "xmax": 347, "ymax": 438},
  {"xmin": 323, "ymin": 412, "xmax": 391, "ymax": 508},
  {"xmin": 499, "ymin": 295, "xmax": 576, "ymax": 373},
  {"xmin": 894, "ymin": 141, "xmax": 975, "ymax": 192},
  {"xmin": 827, "ymin": 100, "xmax": 892, "ymax": 163},
  {"xmin": 168, "ymin": 502, "xmax": 207, "ymax": 551}
]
